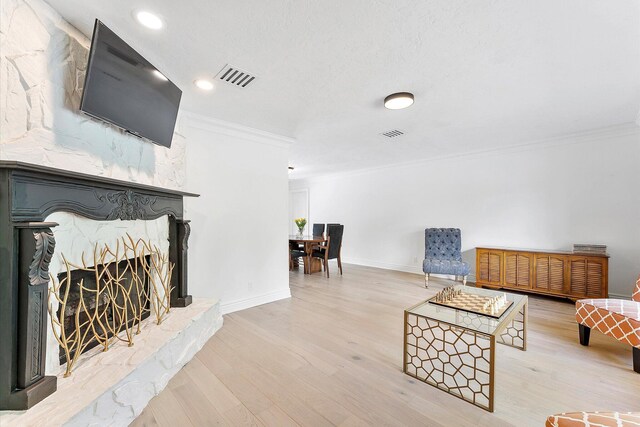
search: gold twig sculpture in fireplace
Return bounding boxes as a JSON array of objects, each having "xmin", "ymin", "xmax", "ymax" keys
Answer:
[{"xmin": 47, "ymin": 234, "xmax": 174, "ymax": 377}]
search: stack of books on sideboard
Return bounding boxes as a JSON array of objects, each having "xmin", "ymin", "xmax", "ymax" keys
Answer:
[{"xmin": 573, "ymin": 244, "xmax": 607, "ymax": 255}]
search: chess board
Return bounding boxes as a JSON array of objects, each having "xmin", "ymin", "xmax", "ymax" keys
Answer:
[{"xmin": 428, "ymin": 291, "xmax": 513, "ymax": 319}]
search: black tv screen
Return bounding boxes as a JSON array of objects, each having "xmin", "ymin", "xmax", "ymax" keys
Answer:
[{"xmin": 80, "ymin": 20, "xmax": 182, "ymax": 148}]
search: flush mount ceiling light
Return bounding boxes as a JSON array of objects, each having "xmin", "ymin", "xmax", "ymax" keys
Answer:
[
  {"xmin": 135, "ymin": 10, "xmax": 164, "ymax": 30},
  {"xmin": 194, "ymin": 79, "xmax": 214, "ymax": 91},
  {"xmin": 384, "ymin": 92, "xmax": 414, "ymax": 110},
  {"xmin": 152, "ymin": 69, "xmax": 168, "ymax": 81}
]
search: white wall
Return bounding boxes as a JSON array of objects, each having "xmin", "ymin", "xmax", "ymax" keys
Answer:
[
  {"xmin": 183, "ymin": 114, "xmax": 292, "ymax": 313},
  {"xmin": 290, "ymin": 125, "xmax": 640, "ymax": 298},
  {"xmin": 288, "ymin": 188, "xmax": 309, "ymax": 235}
]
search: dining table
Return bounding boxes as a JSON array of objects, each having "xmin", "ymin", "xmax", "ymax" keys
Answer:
[{"xmin": 289, "ymin": 234, "xmax": 327, "ymax": 274}]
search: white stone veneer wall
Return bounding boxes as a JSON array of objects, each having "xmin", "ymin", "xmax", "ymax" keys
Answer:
[
  {"xmin": 0, "ymin": 0, "xmax": 187, "ymax": 376},
  {"xmin": 0, "ymin": 0, "xmax": 186, "ymax": 186}
]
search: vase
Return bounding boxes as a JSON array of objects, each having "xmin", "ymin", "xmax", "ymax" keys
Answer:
[{"xmin": 297, "ymin": 227, "xmax": 305, "ymax": 236}]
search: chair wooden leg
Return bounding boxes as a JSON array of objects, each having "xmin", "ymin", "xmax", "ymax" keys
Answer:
[
  {"xmin": 424, "ymin": 273, "xmax": 429, "ymax": 288},
  {"xmin": 633, "ymin": 347, "xmax": 639, "ymax": 374},
  {"xmin": 326, "ymin": 258, "xmax": 330, "ymax": 278},
  {"xmin": 579, "ymin": 324, "xmax": 591, "ymax": 346},
  {"xmin": 337, "ymin": 256, "xmax": 343, "ymax": 275}
]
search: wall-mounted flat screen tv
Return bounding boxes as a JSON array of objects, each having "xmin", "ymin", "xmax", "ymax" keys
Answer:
[{"xmin": 80, "ymin": 20, "xmax": 182, "ymax": 148}]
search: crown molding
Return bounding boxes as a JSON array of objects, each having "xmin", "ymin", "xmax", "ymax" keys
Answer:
[
  {"xmin": 293, "ymin": 122, "xmax": 640, "ymax": 183},
  {"xmin": 181, "ymin": 111, "xmax": 295, "ymax": 149}
]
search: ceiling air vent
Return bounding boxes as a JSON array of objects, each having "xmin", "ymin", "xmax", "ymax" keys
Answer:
[
  {"xmin": 215, "ymin": 64, "xmax": 257, "ymax": 88},
  {"xmin": 380, "ymin": 129, "xmax": 405, "ymax": 139}
]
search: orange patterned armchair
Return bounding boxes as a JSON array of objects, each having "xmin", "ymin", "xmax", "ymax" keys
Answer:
[
  {"xmin": 546, "ymin": 412, "xmax": 640, "ymax": 427},
  {"xmin": 575, "ymin": 275, "xmax": 640, "ymax": 373}
]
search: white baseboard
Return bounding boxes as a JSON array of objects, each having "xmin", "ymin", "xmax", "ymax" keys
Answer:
[
  {"xmin": 221, "ymin": 288, "xmax": 292, "ymax": 315},
  {"xmin": 343, "ymin": 257, "xmax": 477, "ymax": 283},
  {"xmin": 342, "ymin": 257, "xmax": 423, "ymax": 275}
]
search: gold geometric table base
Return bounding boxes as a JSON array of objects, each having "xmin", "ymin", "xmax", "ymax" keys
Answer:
[
  {"xmin": 404, "ymin": 303, "xmax": 527, "ymax": 412},
  {"xmin": 498, "ymin": 305, "xmax": 527, "ymax": 350}
]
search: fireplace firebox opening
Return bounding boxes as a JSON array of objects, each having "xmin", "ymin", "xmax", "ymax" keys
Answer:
[{"xmin": 48, "ymin": 236, "xmax": 174, "ymax": 377}]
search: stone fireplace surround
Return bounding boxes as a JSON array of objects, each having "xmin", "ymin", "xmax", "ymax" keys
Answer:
[{"xmin": 0, "ymin": 160, "xmax": 198, "ymax": 411}]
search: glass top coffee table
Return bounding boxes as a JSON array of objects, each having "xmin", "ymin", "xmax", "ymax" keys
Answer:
[{"xmin": 403, "ymin": 285, "xmax": 528, "ymax": 412}]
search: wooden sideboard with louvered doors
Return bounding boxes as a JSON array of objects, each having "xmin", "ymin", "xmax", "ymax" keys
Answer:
[{"xmin": 475, "ymin": 247, "xmax": 608, "ymax": 300}]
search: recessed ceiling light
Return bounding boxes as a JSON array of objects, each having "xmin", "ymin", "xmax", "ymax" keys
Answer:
[
  {"xmin": 384, "ymin": 92, "xmax": 414, "ymax": 110},
  {"xmin": 135, "ymin": 10, "xmax": 163, "ymax": 30},
  {"xmin": 194, "ymin": 79, "xmax": 214, "ymax": 91},
  {"xmin": 152, "ymin": 69, "xmax": 168, "ymax": 81}
]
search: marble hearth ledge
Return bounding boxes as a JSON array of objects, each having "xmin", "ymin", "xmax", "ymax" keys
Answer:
[{"xmin": 0, "ymin": 299, "xmax": 223, "ymax": 427}]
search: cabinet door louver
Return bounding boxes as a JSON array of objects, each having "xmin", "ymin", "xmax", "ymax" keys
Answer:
[
  {"xmin": 586, "ymin": 262, "xmax": 603, "ymax": 297},
  {"xmin": 571, "ymin": 258, "xmax": 606, "ymax": 297},
  {"xmin": 505, "ymin": 253, "xmax": 530, "ymax": 288},
  {"xmin": 549, "ymin": 257, "xmax": 564, "ymax": 292},
  {"xmin": 570, "ymin": 258, "xmax": 604, "ymax": 297},
  {"xmin": 536, "ymin": 257, "xmax": 549, "ymax": 290},
  {"xmin": 479, "ymin": 252, "xmax": 489, "ymax": 281},
  {"xmin": 535, "ymin": 256, "xmax": 564, "ymax": 293},
  {"xmin": 505, "ymin": 255, "xmax": 516, "ymax": 285},
  {"xmin": 570, "ymin": 260, "xmax": 587, "ymax": 295},
  {"xmin": 489, "ymin": 253, "xmax": 501, "ymax": 283},
  {"xmin": 517, "ymin": 255, "xmax": 530, "ymax": 287},
  {"xmin": 478, "ymin": 250, "xmax": 501, "ymax": 284}
]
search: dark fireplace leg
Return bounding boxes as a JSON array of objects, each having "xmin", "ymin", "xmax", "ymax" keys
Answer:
[
  {"xmin": 6, "ymin": 223, "xmax": 59, "ymax": 409},
  {"xmin": 169, "ymin": 218, "xmax": 192, "ymax": 307}
]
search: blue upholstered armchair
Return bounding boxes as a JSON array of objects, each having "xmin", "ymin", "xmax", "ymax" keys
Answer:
[{"xmin": 423, "ymin": 228, "xmax": 470, "ymax": 288}]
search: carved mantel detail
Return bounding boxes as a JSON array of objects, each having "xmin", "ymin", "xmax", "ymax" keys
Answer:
[
  {"xmin": 99, "ymin": 189, "xmax": 158, "ymax": 220},
  {"xmin": 182, "ymin": 221, "xmax": 191, "ymax": 249},
  {"xmin": 29, "ymin": 229, "xmax": 56, "ymax": 286}
]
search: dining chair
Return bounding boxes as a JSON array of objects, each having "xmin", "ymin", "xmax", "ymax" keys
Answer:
[
  {"xmin": 312, "ymin": 223, "xmax": 325, "ymax": 237},
  {"xmin": 312, "ymin": 224, "xmax": 344, "ymax": 278},
  {"xmin": 290, "ymin": 247, "xmax": 306, "ymax": 271}
]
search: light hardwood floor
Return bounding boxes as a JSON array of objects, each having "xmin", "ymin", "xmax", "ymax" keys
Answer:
[{"xmin": 132, "ymin": 264, "xmax": 639, "ymax": 427}]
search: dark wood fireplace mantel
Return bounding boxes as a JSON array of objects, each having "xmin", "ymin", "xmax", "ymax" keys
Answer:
[{"xmin": 0, "ymin": 161, "xmax": 199, "ymax": 410}]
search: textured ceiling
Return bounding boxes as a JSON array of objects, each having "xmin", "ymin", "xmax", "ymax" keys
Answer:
[{"xmin": 44, "ymin": 0, "xmax": 640, "ymax": 178}]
